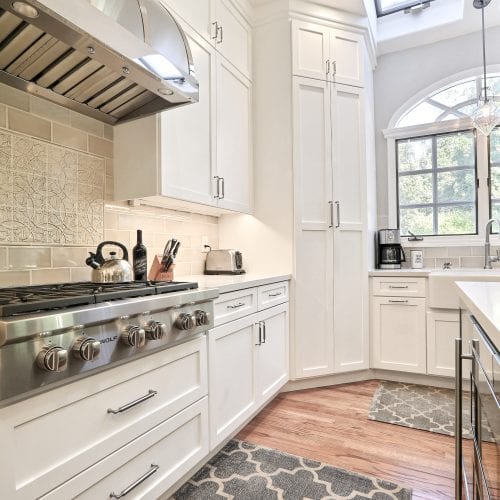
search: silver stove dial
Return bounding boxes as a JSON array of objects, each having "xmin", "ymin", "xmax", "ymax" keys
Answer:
[
  {"xmin": 145, "ymin": 320, "xmax": 167, "ymax": 340},
  {"xmin": 121, "ymin": 325, "xmax": 146, "ymax": 348},
  {"xmin": 175, "ymin": 313, "xmax": 195, "ymax": 331},
  {"xmin": 194, "ymin": 309, "xmax": 210, "ymax": 326},
  {"xmin": 72, "ymin": 336, "xmax": 101, "ymax": 361},
  {"xmin": 36, "ymin": 345, "xmax": 68, "ymax": 372}
]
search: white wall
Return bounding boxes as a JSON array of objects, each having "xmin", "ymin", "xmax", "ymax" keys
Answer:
[{"xmin": 374, "ymin": 26, "xmax": 500, "ymax": 228}]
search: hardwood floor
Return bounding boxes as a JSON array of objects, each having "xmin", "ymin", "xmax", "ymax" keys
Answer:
[{"xmin": 237, "ymin": 380, "xmax": 455, "ymax": 499}]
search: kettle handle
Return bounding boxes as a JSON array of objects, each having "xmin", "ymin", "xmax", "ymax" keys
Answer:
[{"xmin": 94, "ymin": 241, "xmax": 129, "ymax": 264}]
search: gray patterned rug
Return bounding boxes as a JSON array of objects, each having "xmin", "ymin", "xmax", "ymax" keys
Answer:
[
  {"xmin": 368, "ymin": 381, "xmax": 493, "ymax": 441},
  {"xmin": 171, "ymin": 439, "xmax": 412, "ymax": 499}
]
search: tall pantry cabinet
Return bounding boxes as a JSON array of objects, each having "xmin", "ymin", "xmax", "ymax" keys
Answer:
[{"xmin": 243, "ymin": 7, "xmax": 376, "ymax": 382}]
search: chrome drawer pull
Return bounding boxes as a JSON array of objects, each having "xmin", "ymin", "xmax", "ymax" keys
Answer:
[
  {"xmin": 388, "ymin": 285, "xmax": 409, "ymax": 289},
  {"xmin": 268, "ymin": 292, "xmax": 282, "ymax": 297},
  {"xmin": 227, "ymin": 302, "xmax": 245, "ymax": 309},
  {"xmin": 109, "ymin": 464, "xmax": 159, "ymax": 498},
  {"xmin": 388, "ymin": 299, "xmax": 408, "ymax": 304},
  {"xmin": 107, "ymin": 390, "xmax": 157, "ymax": 414}
]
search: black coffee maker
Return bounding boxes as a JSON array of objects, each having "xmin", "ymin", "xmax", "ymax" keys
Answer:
[{"xmin": 375, "ymin": 229, "xmax": 406, "ymax": 269}]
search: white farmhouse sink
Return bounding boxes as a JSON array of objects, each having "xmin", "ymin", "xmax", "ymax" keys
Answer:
[{"xmin": 428, "ymin": 269, "xmax": 500, "ymax": 308}]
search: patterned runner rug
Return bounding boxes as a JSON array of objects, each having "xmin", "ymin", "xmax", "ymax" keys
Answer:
[
  {"xmin": 171, "ymin": 439, "xmax": 412, "ymax": 499},
  {"xmin": 368, "ymin": 380, "xmax": 493, "ymax": 441}
]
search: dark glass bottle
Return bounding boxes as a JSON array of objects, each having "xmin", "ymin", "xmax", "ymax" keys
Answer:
[{"xmin": 133, "ymin": 229, "xmax": 147, "ymax": 281}]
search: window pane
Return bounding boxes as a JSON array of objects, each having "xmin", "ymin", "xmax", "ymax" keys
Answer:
[
  {"xmin": 491, "ymin": 166, "xmax": 500, "ymax": 200},
  {"xmin": 398, "ymin": 102, "xmax": 442, "ymax": 127},
  {"xmin": 397, "ymin": 138, "xmax": 432, "ymax": 172},
  {"xmin": 438, "ymin": 205, "xmax": 476, "ymax": 234},
  {"xmin": 431, "ymin": 80, "xmax": 477, "ymax": 108},
  {"xmin": 400, "ymin": 207, "xmax": 433, "ymax": 235},
  {"xmin": 437, "ymin": 170, "xmax": 475, "ymax": 203},
  {"xmin": 399, "ymin": 174, "xmax": 433, "ymax": 205},
  {"xmin": 492, "ymin": 203, "xmax": 500, "ymax": 222},
  {"xmin": 491, "ymin": 128, "xmax": 500, "ymax": 164},
  {"xmin": 437, "ymin": 132, "xmax": 474, "ymax": 168}
]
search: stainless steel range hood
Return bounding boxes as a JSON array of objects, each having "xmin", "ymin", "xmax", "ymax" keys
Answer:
[{"xmin": 0, "ymin": 0, "xmax": 199, "ymax": 124}]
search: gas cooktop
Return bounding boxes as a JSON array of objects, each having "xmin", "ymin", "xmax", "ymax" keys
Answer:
[{"xmin": 0, "ymin": 281, "xmax": 198, "ymax": 317}]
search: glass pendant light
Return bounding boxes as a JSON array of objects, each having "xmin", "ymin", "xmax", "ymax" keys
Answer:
[{"xmin": 471, "ymin": 0, "xmax": 500, "ymax": 136}]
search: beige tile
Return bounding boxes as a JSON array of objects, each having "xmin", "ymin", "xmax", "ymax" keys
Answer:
[
  {"xmin": 8, "ymin": 247, "xmax": 51, "ymax": 269},
  {"xmin": 0, "ymin": 104, "xmax": 6, "ymax": 128},
  {"xmin": 71, "ymin": 267, "xmax": 92, "ymax": 282},
  {"xmin": 53, "ymin": 123, "xmax": 87, "ymax": 151},
  {"xmin": 32, "ymin": 268, "xmax": 71, "ymax": 285},
  {"xmin": 31, "ymin": 97, "xmax": 70, "ymax": 125},
  {"xmin": 0, "ymin": 84, "xmax": 29, "ymax": 111},
  {"xmin": 78, "ymin": 153, "xmax": 105, "ymax": 186},
  {"xmin": 70, "ymin": 112, "xmax": 104, "ymax": 137},
  {"xmin": 12, "ymin": 134, "xmax": 47, "ymax": 175},
  {"xmin": 47, "ymin": 212, "xmax": 78, "ymax": 245},
  {"xmin": 8, "ymin": 108, "xmax": 51, "ymax": 141},
  {"xmin": 0, "ymin": 131, "xmax": 11, "ymax": 170},
  {"xmin": 88, "ymin": 135, "xmax": 113, "ymax": 158},
  {"xmin": 447, "ymin": 246, "xmax": 472, "ymax": 257},
  {"xmin": 0, "ymin": 206, "xmax": 13, "ymax": 243},
  {"xmin": 102, "ymin": 229, "xmax": 131, "ymax": 250},
  {"xmin": 436, "ymin": 257, "xmax": 459, "ymax": 269},
  {"xmin": 103, "ymin": 124, "xmax": 114, "ymax": 141},
  {"xmin": 0, "ymin": 248, "xmax": 8, "ymax": 269},
  {"xmin": 423, "ymin": 258, "xmax": 436, "ymax": 268},
  {"xmin": 191, "ymin": 261, "xmax": 205, "ymax": 275},
  {"xmin": 105, "ymin": 158, "xmax": 114, "ymax": 176},
  {"xmin": 460, "ymin": 256, "xmax": 484, "ymax": 268},
  {"xmin": 423, "ymin": 247, "xmax": 448, "ymax": 258},
  {"xmin": 471, "ymin": 246, "xmax": 485, "ymax": 256},
  {"xmin": 52, "ymin": 247, "xmax": 88, "ymax": 267},
  {"xmin": 0, "ymin": 270, "xmax": 30, "ymax": 286},
  {"xmin": 105, "ymin": 175, "xmax": 114, "ymax": 201}
]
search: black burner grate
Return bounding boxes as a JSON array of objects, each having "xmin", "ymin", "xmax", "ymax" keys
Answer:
[{"xmin": 0, "ymin": 281, "xmax": 198, "ymax": 316}]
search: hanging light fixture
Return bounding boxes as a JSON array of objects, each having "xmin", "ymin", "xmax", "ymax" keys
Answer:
[{"xmin": 470, "ymin": 0, "xmax": 500, "ymax": 135}]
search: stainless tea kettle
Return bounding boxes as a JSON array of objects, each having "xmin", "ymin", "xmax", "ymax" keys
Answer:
[{"xmin": 85, "ymin": 241, "xmax": 134, "ymax": 283}]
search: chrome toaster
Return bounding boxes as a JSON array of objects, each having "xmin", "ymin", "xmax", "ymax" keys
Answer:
[{"xmin": 205, "ymin": 249, "xmax": 245, "ymax": 275}]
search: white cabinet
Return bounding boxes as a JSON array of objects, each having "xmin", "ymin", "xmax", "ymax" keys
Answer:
[
  {"xmin": 114, "ymin": 25, "xmax": 252, "ymax": 214},
  {"xmin": 208, "ymin": 284, "xmax": 289, "ymax": 449},
  {"xmin": 292, "ymin": 76, "xmax": 368, "ymax": 379},
  {"xmin": 161, "ymin": 0, "xmax": 213, "ymax": 42},
  {"xmin": 372, "ymin": 297, "xmax": 427, "ymax": 374},
  {"xmin": 292, "ymin": 20, "xmax": 364, "ymax": 87},
  {"xmin": 427, "ymin": 309, "xmax": 460, "ymax": 377}
]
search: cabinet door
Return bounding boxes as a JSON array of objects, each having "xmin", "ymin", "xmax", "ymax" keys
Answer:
[
  {"xmin": 255, "ymin": 304, "xmax": 289, "ymax": 406},
  {"xmin": 372, "ymin": 297, "xmax": 427, "ymax": 374},
  {"xmin": 292, "ymin": 76, "xmax": 334, "ymax": 379},
  {"xmin": 214, "ymin": 0, "xmax": 251, "ymax": 79},
  {"xmin": 160, "ymin": 27, "xmax": 217, "ymax": 206},
  {"xmin": 292, "ymin": 20, "xmax": 330, "ymax": 81},
  {"xmin": 216, "ymin": 57, "xmax": 252, "ymax": 213},
  {"xmin": 427, "ymin": 310, "xmax": 460, "ymax": 377},
  {"xmin": 330, "ymin": 29, "xmax": 364, "ymax": 87},
  {"xmin": 161, "ymin": 0, "xmax": 214, "ymax": 42},
  {"xmin": 332, "ymin": 84, "xmax": 368, "ymax": 372},
  {"xmin": 208, "ymin": 315, "xmax": 257, "ymax": 449}
]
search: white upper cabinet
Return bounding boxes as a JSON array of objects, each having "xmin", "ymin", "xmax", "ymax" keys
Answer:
[
  {"xmin": 292, "ymin": 20, "xmax": 364, "ymax": 87},
  {"xmin": 163, "ymin": 0, "xmax": 251, "ymax": 79}
]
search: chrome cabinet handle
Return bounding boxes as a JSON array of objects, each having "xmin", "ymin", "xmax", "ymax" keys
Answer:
[
  {"xmin": 227, "ymin": 302, "xmax": 245, "ymax": 309},
  {"xmin": 217, "ymin": 25, "xmax": 223, "ymax": 44},
  {"xmin": 328, "ymin": 201, "xmax": 334, "ymax": 228},
  {"xmin": 211, "ymin": 22, "xmax": 219, "ymax": 40},
  {"xmin": 332, "ymin": 60, "xmax": 337, "ymax": 76},
  {"xmin": 335, "ymin": 201, "xmax": 340, "ymax": 228},
  {"xmin": 107, "ymin": 390, "xmax": 157, "ymax": 414},
  {"xmin": 388, "ymin": 299, "xmax": 409, "ymax": 303},
  {"xmin": 262, "ymin": 321, "xmax": 266, "ymax": 344},
  {"xmin": 220, "ymin": 177, "xmax": 225, "ymax": 199},
  {"xmin": 213, "ymin": 175, "xmax": 220, "ymax": 198},
  {"xmin": 326, "ymin": 59, "xmax": 330, "ymax": 75},
  {"xmin": 388, "ymin": 285, "xmax": 409, "ymax": 289},
  {"xmin": 109, "ymin": 464, "xmax": 159, "ymax": 498},
  {"xmin": 255, "ymin": 321, "xmax": 262, "ymax": 346},
  {"xmin": 268, "ymin": 292, "xmax": 282, "ymax": 297}
]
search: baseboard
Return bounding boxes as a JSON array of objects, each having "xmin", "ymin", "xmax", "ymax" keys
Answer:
[{"xmin": 372, "ymin": 369, "xmax": 455, "ymax": 389}]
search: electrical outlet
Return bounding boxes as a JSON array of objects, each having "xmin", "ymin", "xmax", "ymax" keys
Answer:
[{"xmin": 201, "ymin": 236, "xmax": 209, "ymax": 252}]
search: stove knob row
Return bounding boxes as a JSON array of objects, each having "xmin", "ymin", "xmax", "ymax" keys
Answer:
[
  {"xmin": 121, "ymin": 325, "xmax": 146, "ymax": 348},
  {"xmin": 175, "ymin": 313, "xmax": 195, "ymax": 331},
  {"xmin": 36, "ymin": 345, "xmax": 68, "ymax": 372},
  {"xmin": 72, "ymin": 336, "xmax": 101, "ymax": 361},
  {"xmin": 194, "ymin": 310, "xmax": 210, "ymax": 326},
  {"xmin": 145, "ymin": 320, "xmax": 167, "ymax": 340}
]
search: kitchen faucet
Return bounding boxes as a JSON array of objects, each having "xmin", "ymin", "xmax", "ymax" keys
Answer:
[{"xmin": 484, "ymin": 218, "xmax": 500, "ymax": 269}]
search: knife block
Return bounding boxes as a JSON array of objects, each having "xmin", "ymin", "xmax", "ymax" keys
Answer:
[{"xmin": 148, "ymin": 255, "xmax": 174, "ymax": 282}]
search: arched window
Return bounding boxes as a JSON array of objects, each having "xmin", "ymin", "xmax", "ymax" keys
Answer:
[{"xmin": 385, "ymin": 72, "xmax": 499, "ymax": 239}]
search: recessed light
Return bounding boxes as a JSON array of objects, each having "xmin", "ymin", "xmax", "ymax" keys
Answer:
[{"xmin": 11, "ymin": 1, "xmax": 39, "ymax": 18}]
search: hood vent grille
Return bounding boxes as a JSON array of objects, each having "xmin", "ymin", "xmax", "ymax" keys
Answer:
[{"xmin": 0, "ymin": 1, "xmax": 198, "ymax": 124}]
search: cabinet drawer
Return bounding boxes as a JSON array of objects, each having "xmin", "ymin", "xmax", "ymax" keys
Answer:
[
  {"xmin": 3, "ymin": 337, "xmax": 207, "ymax": 499},
  {"xmin": 214, "ymin": 288, "xmax": 258, "ymax": 325},
  {"xmin": 372, "ymin": 277, "xmax": 426, "ymax": 297},
  {"xmin": 41, "ymin": 397, "xmax": 209, "ymax": 500},
  {"xmin": 258, "ymin": 282, "xmax": 289, "ymax": 310}
]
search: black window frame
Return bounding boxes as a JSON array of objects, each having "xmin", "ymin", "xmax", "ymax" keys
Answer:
[
  {"xmin": 375, "ymin": 0, "xmax": 435, "ymax": 17},
  {"xmin": 396, "ymin": 129, "xmax": 478, "ymax": 237},
  {"xmin": 488, "ymin": 126, "xmax": 500, "ymax": 233}
]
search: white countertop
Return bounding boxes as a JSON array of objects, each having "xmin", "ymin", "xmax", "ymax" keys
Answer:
[
  {"xmin": 369, "ymin": 269, "xmax": 433, "ymax": 277},
  {"xmin": 456, "ymin": 281, "xmax": 500, "ymax": 347},
  {"xmin": 178, "ymin": 273, "xmax": 291, "ymax": 294}
]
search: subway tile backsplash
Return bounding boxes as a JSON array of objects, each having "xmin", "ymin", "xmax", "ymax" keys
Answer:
[
  {"xmin": 402, "ymin": 246, "xmax": 500, "ymax": 269},
  {"xmin": 0, "ymin": 83, "xmax": 218, "ymax": 286}
]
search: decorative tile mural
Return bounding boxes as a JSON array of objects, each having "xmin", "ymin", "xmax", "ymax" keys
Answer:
[{"xmin": 0, "ymin": 130, "xmax": 103, "ymax": 245}]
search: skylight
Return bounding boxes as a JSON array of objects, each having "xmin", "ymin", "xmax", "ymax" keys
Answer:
[{"xmin": 375, "ymin": 0, "xmax": 434, "ymax": 17}]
